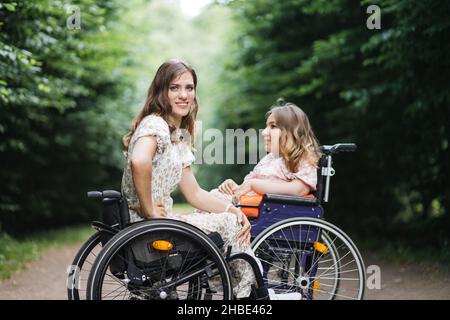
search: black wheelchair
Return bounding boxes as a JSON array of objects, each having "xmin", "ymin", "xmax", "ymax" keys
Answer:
[{"xmin": 67, "ymin": 143, "xmax": 365, "ymax": 300}]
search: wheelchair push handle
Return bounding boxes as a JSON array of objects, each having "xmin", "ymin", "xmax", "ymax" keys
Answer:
[
  {"xmin": 334, "ymin": 143, "xmax": 357, "ymax": 153},
  {"xmin": 320, "ymin": 143, "xmax": 357, "ymax": 203},
  {"xmin": 321, "ymin": 143, "xmax": 357, "ymax": 155},
  {"xmin": 87, "ymin": 190, "xmax": 122, "ymax": 200},
  {"xmin": 87, "ymin": 191, "xmax": 102, "ymax": 199}
]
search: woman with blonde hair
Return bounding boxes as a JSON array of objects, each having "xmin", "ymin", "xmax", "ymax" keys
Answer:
[{"xmin": 207, "ymin": 100, "xmax": 322, "ymax": 205}]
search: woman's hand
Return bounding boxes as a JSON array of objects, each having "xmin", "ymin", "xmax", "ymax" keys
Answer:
[
  {"xmin": 218, "ymin": 179, "xmax": 239, "ymax": 195},
  {"xmin": 150, "ymin": 202, "xmax": 167, "ymax": 218},
  {"xmin": 128, "ymin": 202, "xmax": 167, "ymax": 219},
  {"xmin": 228, "ymin": 206, "xmax": 251, "ymax": 246},
  {"xmin": 232, "ymin": 180, "xmax": 253, "ymax": 199}
]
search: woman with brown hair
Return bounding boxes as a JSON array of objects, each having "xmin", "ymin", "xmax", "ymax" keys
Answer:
[{"xmin": 121, "ymin": 60, "xmax": 300, "ymax": 299}]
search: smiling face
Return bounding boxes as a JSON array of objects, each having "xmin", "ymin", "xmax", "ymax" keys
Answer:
[
  {"xmin": 167, "ymin": 71, "xmax": 195, "ymax": 127},
  {"xmin": 262, "ymin": 113, "xmax": 281, "ymax": 154}
]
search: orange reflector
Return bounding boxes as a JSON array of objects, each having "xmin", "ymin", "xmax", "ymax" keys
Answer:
[
  {"xmin": 313, "ymin": 242, "xmax": 329, "ymax": 254},
  {"xmin": 313, "ymin": 280, "xmax": 320, "ymax": 296},
  {"xmin": 152, "ymin": 240, "xmax": 173, "ymax": 251}
]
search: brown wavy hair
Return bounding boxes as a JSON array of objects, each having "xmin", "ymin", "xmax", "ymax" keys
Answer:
[
  {"xmin": 267, "ymin": 100, "xmax": 322, "ymax": 172},
  {"xmin": 122, "ymin": 59, "xmax": 199, "ymax": 150}
]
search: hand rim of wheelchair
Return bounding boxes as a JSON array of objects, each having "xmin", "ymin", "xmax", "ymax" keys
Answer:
[
  {"xmin": 67, "ymin": 231, "xmax": 103, "ymax": 300},
  {"xmin": 251, "ymin": 217, "xmax": 366, "ymax": 300},
  {"xmin": 86, "ymin": 219, "xmax": 234, "ymax": 300}
]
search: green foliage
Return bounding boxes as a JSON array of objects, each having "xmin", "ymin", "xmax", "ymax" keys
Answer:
[
  {"xmin": 115, "ymin": 0, "xmax": 239, "ymax": 196},
  {"xmin": 2, "ymin": 0, "xmax": 449, "ymax": 258},
  {"xmin": 212, "ymin": 0, "xmax": 450, "ymax": 248},
  {"xmin": 0, "ymin": 0, "xmax": 135, "ymax": 235},
  {"xmin": 0, "ymin": 0, "xmax": 239, "ymax": 235}
]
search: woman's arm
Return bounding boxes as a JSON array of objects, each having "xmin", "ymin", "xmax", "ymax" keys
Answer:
[
  {"xmin": 179, "ymin": 167, "xmax": 234, "ymax": 213},
  {"xmin": 179, "ymin": 167, "xmax": 251, "ymax": 244},
  {"xmin": 130, "ymin": 136, "xmax": 166, "ymax": 219},
  {"xmin": 236, "ymin": 178, "xmax": 311, "ymax": 197}
]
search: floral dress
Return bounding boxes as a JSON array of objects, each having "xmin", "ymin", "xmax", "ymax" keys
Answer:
[{"xmin": 121, "ymin": 115, "xmax": 260, "ymax": 298}]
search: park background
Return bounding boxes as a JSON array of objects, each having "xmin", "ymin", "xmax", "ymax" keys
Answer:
[{"xmin": 0, "ymin": 0, "xmax": 449, "ymax": 297}]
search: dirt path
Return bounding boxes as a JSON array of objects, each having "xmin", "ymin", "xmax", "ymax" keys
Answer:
[
  {"xmin": 0, "ymin": 243, "xmax": 81, "ymax": 300},
  {"xmin": 0, "ymin": 245, "xmax": 449, "ymax": 300},
  {"xmin": 362, "ymin": 253, "xmax": 450, "ymax": 299}
]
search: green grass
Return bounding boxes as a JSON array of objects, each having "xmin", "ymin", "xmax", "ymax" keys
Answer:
[
  {"xmin": 0, "ymin": 225, "xmax": 95, "ymax": 282},
  {"xmin": 0, "ymin": 203, "xmax": 194, "ymax": 282},
  {"xmin": 172, "ymin": 203, "xmax": 194, "ymax": 215}
]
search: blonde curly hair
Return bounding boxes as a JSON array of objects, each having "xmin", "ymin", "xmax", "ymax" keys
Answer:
[{"xmin": 267, "ymin": 100, "xmax": 322, "ymax": 172}]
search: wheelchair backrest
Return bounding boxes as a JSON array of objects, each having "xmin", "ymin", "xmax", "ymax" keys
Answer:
[{"xmin": 101, "ymin": 195, "xmax": 130, "ymax": 230}]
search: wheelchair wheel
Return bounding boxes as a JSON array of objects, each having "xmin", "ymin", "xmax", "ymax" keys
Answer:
[
  {"xmin": 67, "ymin": 231, "xmax": 103, "ymax": 300},
  {"xmin": 87, "ymin": 219, "xmax": 233, "ymax": 300},
  {"xmin": 251, "ymin": 217, "xmax": 365, "ymax": 300}
]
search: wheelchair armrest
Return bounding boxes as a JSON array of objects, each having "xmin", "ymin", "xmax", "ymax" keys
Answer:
[{"xmin": 263, "ymin": 193, "xmax": 319, "ymax": 206}]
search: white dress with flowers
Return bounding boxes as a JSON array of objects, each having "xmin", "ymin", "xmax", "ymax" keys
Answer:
[{"xmin": 121, "ymin": 115, "xmax": 259, "ymax": 298}]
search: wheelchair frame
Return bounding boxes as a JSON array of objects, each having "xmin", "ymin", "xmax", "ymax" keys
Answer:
[{"xmin": 67, "ymin": 143, "xmax": 366, "ymax": 300}]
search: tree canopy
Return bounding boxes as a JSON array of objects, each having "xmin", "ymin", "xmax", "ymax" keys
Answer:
[
  {"xmin": 207, "ymin": 0, "xmax": 450, "ymax": 252},
  {"xmin": 0, "ymin": 0, "xmax": 134, "ymax": 235},
  {"xmin": 1, "ymin": 0, "xmax": 449, "ymax": 260}
]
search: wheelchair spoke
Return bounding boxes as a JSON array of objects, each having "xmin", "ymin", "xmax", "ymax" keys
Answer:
[
  {"xmin": 300, "ymin": 224, "xmax": 312, "ymax": 278},
  {"xmin": 309, "ymin": 239, "xmax": 347, "ymax": 278},
  {"xmin": 316, "ymin": 258, "xmax": 357, "ymax": 280},
  {"xmin": 261, "ymin": 237, "xmax": 289, "ymax": 268},
  {"xmin": 252, "ymin": 218, "xmax": 365, "ymax": 300},
  {"xmin": 157, "ymin": 236, "xmax": 172, "ymax": 284},
  {"xmin": 89, "ymin": 224, "xmax": 232, "ymax": 300},
  {"xmin": 112, "ymin": 288, "xmax": 132, "ymax": 300},
  {"xmin": 102, "ymin": 284, "xmax": 129, "ymax": 299},
  {"xmin": 177, "ymin": 239, "xmax": 194, "ymax": 274},
  {"xmin": 281, "ymin": 227, "xmax": 302, "ymax": 271},
  {"xmin": 257, "ymin": 257, "xmax": 298, "ymax": 279},
  {"xmin": 302, "ymin": 232, "xmax": 340, "ymax": 277},
  {"xmin": 263, "ymin": 277, "xmax": 297, "ymax": 289}
]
